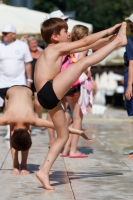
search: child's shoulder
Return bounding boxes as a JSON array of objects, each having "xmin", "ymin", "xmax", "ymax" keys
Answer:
[{"xmin": 45, "ymin": 43, "xmax": 63, "ymax": 53}]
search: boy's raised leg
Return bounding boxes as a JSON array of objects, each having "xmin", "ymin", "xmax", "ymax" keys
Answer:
[{"xmin": 36, "ymin": 103, "xmax": 69, "ymax": 190}]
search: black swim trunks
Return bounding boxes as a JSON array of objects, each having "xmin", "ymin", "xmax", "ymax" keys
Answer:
[{"xmin": 37, "ymin": 81, "xmax": 60, "ymax": 110}]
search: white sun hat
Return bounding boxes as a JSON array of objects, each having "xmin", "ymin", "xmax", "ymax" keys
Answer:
[
  {"xmin": 49, "ymin": 10, "xmax": 69, "ymax": 20},
  {"xmin": 125, "ymin": 13, "xmax": 133, "ymax": 22},
  {"xmin": 2, "ymin": 23, "xmax": 16, "ymax": 33}
]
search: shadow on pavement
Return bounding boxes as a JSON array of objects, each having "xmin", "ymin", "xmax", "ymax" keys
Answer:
[
  {"xmin": 1, "ymin": 164, "xmax": 40, "ymax": 174},
  {"xmin": 78, "ymin": 147, "xmax": 93, "ymax": 154},
  {"xmin": 38, "ymin": 170, "xmax": 123, "ymax": 188},
  {"xmin": 27, "ymin": 164, "xmax": 40, "ymax": 173}
]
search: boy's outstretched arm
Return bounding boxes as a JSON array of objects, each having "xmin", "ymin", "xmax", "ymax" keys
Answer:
[
  {"xmin": 31, "ymin": 117, "xmax": 55, "ymax": 129},
  {"xmin": 56, "ymin": 23, "xmax": 122, "ymax": 55},
  {"xmin": 70, "ymin": 24, "xmax": 122, "ymax": 53},
  {"xmin": 88, "ymin": 34, "xmax": 117, "ymax": 51},
  {"xmin": 32, "ymin": 117, "xmax": 92, "ymax": 141},
  {"xmin": 68, "ymin": 127, "xmax": 93, "ymax": 142}
]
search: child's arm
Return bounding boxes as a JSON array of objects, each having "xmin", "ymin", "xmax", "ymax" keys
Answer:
[
  {"xmin": 32, "ymin": 117, "xmax": 92, "ymax": 141},
  {"xmin": 55, "ymin": 23, "xmax": 121, "ymax": 55},
  {"xmin": 31, "ymin": 117, "xmax": 54, "ymax": 129},
  {"xmin": 68, "ymin": 127, "xmax": 93, "ymax": 142},
  {"xmin": 70, "ymin": 34, "xmax": 117, "ymax": 53},
  {"xmin": 87, "ymin": 34, "xmax": 117, "ymax": 51}
]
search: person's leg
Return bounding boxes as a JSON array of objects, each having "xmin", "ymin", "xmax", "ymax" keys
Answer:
[
  {"xmin": 60, "ymin": 124, "xmax": 72, "ymax": 157},
  {"xmin": 3, "ymin": 98, "xmax": 10, "ymax": 139},
  {"xmin": 61, "ymin": 95, "xmax": 77, "ymax": 155},
  {"xmin": 46, "ymin": 113, "xmax": 56, "ymax": 147},
  {"xmin": 10, "ymin": 147, "xmax": 20, "ymax": 175},
  {"xmin": 60, "ymin": 102, "xmax": 75, "ymax": 157},
  {"xmin": 61, "ymin": 97, "xmax": 67, "ymax": 110},
  {"xmin": 69, "ymin": 101, "xmax": 86, "ymax": 157},
  {"xmin": 64, "ymin": 109, "xmax": 73, "ymax": 125},
  {"xmin": 36, "ymin": 103, "xmax": 69, "ymax": 190},
  {"xmin": 34, "ymin": 93, "xmax": 43, "ymax": 118},
  {"xmin": 67, "ymin": 93, "xmax": 86, "ymax": 157},
  {"xmin": 34, "ymin": 92, "xmax": 45, "ymax": 130},
  {"xmin": 10, "ymin": 123, "xmax": 20, "ymax": 175},
  {"xmin": 20, "ymin": 150, "xmax": 30, "ymax": 175},
  {"xmin": 53, "ymin": 23, "xmax": 127, "ymax": 100},
  {"xmin": 61, "ymin": 97, "xmax": 73, "ymax": 125}
]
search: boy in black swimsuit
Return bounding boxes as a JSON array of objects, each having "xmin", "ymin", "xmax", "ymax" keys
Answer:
[
  {"xmin": 0, "ymin": 86, "xmax": 89, "ymax": 175},
  {"xmin": 34, "ymin": 18, "xmax": 127, "ymax": 190}
]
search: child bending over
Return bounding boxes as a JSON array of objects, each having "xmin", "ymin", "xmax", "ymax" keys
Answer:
[{"xmin": 0, "ymin": 86, "xmax": 90, "ymax": 175}]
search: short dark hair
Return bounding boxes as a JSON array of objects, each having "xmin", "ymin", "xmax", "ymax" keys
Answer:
[
  {"xmin": 41, "ymin": 18, "xmax": 68, "ymax": 44},
  {"xmin": 11, "ymin": 129, "xmax": 32, "ymax": 151}
]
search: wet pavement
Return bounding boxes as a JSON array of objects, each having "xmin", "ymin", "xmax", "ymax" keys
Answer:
[{"xmin": 0, "ymin": 107, "xmax": 133, "ymax": 200}]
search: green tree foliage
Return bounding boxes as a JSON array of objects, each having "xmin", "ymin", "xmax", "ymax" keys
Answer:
[
  {"xmin": 2, "ymin": 0, "xmax": 9, "ymax": 4},
  {"xmin": 34, "ymin": 0, "xmax": 133, "ymax": 33}
]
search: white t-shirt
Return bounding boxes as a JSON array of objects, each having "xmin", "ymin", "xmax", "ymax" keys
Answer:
[{"xmin": 0, "ymin": 39, "xmax": 32, "ymax": 88}]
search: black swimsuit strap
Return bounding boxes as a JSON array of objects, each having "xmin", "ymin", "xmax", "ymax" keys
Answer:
[{"xmin": 62, "ymin": 55, "xmax": 70, "ymax": 65}]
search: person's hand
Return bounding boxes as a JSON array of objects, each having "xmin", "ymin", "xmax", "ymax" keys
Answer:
[
  {"xmin": 27, "ymin": 81, "xmax": 31, "ymax": 88},
  {"xmin": 81, "ymin": 132, "xmax": 93, "ymax": 142},
  {"xmin": 107, "ymin": 23, "xmax": 122, "ymax": 35},
  {"xmin": 120, "ymin": 78, "xmax": 124, "ymax": 84},
  {"xmin": 20, "ymin": 35, "xmax": 28, "ymax": 41},
  {"xmin": 125, "ymin": 85, "xmax": 133, "ymax": 100}
]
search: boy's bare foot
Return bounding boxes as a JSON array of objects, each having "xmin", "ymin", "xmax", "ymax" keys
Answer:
[
  {"xmin": 116, "ymin": 22, "xmax": 127, "ymax": 47},
  {"xmin": 36, "ymin": 170, "xmax": 55, "ymax": 190},
  {"xmin": 10, "ymin": 167, "xmax": 20, "ymax": 175},
  {"xmin": 10, "ymin": 162, "xmax": 20, "ymax": 175},
  {"xmin": 20, "ymin": 164, "xmax": 30, "ymax": 175},
  {"xmin": 20, "ymin": 169, "xmax": 30, "ymax": 175}
]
